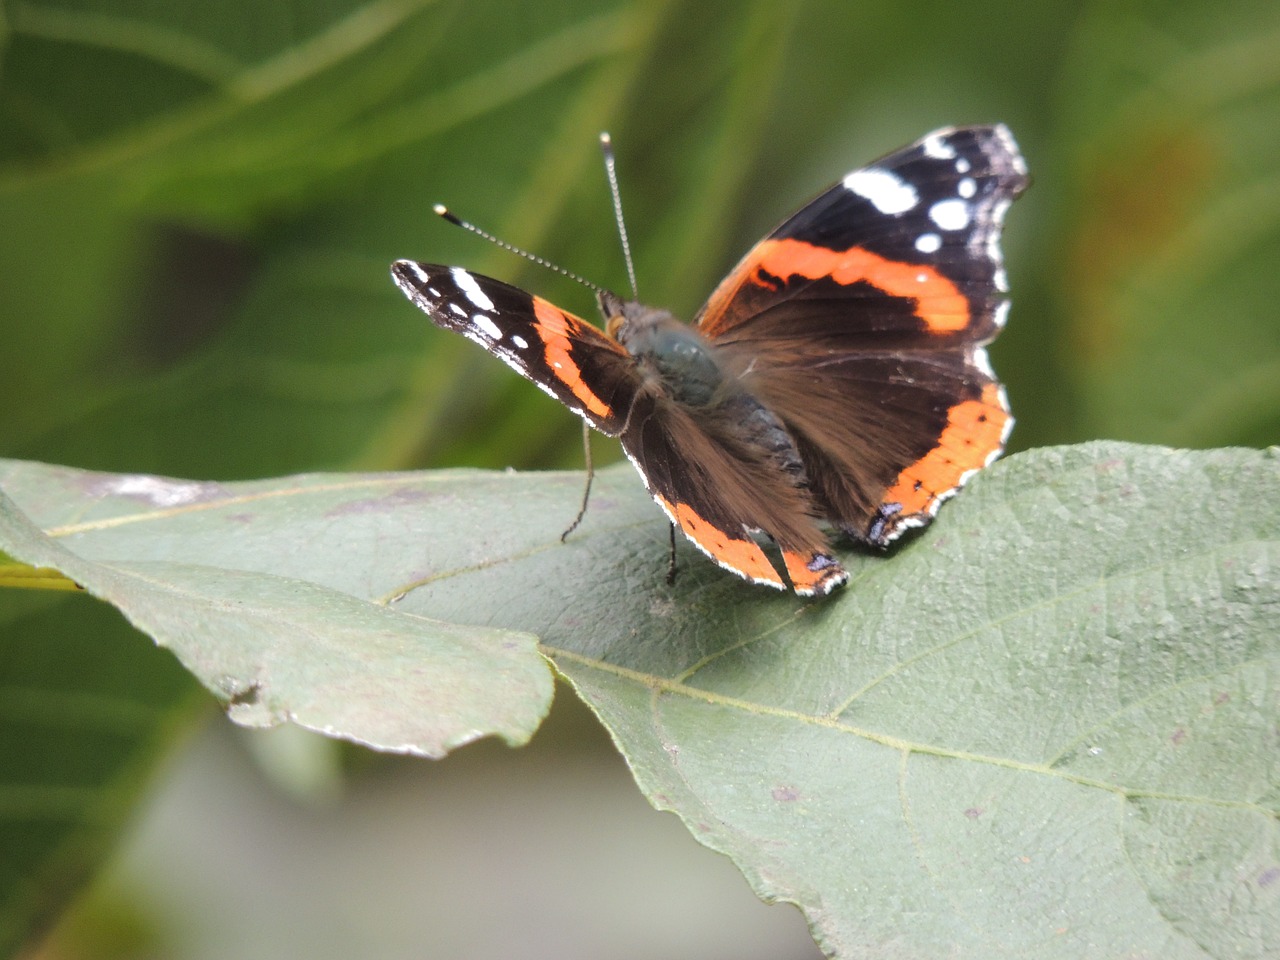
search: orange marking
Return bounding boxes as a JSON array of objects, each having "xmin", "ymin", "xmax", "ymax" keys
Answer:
[
  {"xmin": 708, "ymin": 238, "xmax": 970, "ymax": 334},
  {"xmin": 782, "ymin": 550, "xmax": 847, "ymax": 596},
  {"xmin": 531, "ymin": 297, "xmax": 614, "ymax": 419},
  {"xmin": 655, "ymin": 494, "xmax": 783, "ymax": 588},
  {"xmin": 881, "ymin": 383, "xmax": 1009, "ymax": 516}
]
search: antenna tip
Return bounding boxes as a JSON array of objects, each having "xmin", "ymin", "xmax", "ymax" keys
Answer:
[
  {"xmin": 434, "ymin": 204, "xmax": 462, "ymax": 226},
  {"xmin": 599, "ymin": 131, "xmax": 612, "ymax": 146}
]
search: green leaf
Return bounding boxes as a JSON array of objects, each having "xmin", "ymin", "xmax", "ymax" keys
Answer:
[
  {"xmin": 398, "ymin": 441, "xmax": 1280, "ymax": 956},
  {"xmin": 0, "ymin": 462, "xmax": 553, "ymax": 756},
  {"xmin": 1, "ymin": 442, "xmax": 1276, "ymax": 957}
]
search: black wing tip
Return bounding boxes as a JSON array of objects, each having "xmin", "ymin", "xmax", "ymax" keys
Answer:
[{"xmin": 390, "ymin": 259, "xmax": 429, "ymax": 292}]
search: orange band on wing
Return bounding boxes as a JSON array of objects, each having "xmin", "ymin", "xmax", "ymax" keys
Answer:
[
  {"xmin": 532, "ymin": 297, "xmax": 614, "ymax": 419},
  {"xmin": 711, "ymin": 238, "xmax": 970, "ymax": 334},
  {"xmin": 781, "ymin": 550, "xmax": 848, "ymax": 597},
  {"xmin": 881, "ymin": 382, "xmax": 1009, "ymax": 516},
  {"xmin": 655, "ymin": 494, "xmax": 783, "ymax": 588}
]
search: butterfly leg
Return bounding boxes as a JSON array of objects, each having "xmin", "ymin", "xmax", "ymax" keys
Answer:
[{"xmin": 561, "ymin": 420, "xmax": 594, "ymax": 542}]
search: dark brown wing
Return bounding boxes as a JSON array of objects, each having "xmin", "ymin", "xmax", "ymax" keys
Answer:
[
  {"xmin": 617, "ymin": 386, "xmax": 848, "ymax": 596},
  {"xmin": 695, "ymin": 125, "xmax": 1027, "ymax": 543}
]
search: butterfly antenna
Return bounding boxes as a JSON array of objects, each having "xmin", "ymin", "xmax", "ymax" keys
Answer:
[
  {"xmin": 599, "ymin": 132, "xmax": 639, "ymax": 299},
  {"xmin": 433, "ymin": 204, "xmax": 604, "ymax": 295}
]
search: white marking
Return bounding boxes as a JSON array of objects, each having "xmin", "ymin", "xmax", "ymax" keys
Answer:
[
  {"xmin": 844, "ymin": 168, "xmax": 918, "ymax": 214},
  {"xmin": 450, "ymin": 267, "xmax": 495, "ymax": 311},
  {"xmin": 914, "ymin": 233, "xmax": 942, "ymax": 254},
  {"xmin": 994, "ymin": 124, "xmax": 1028, "ymax": 176},
  {"xmin": 448, "ymin": 302, "xmax": 466, "ymax": 318},
  {"xmin": 993, "ymin": 300, "xmax": 1011, "ymax": 328},
  {"xmin": 110, "ymin": 475, "xmax": 207, "ymax": 507},
  {"xmin": 457, "ymin": 327, "xmax": 589, "ymax": 419},
  {"xmin": 986, "ymin": 228, "xmax": 1004, "ymax": 266},
  {"xmin": 955, "ymin": 157, "xmax": 971, "ymax": 174},
  {"xmin": 972, "ymin": 347, "xmax": 996, "ymax": 379},
  {"xmin": 993, "ymin": 266, "xmax": 1009, "ymax": 292},
  {"xmin": 403, "ymin": 262, "xmax": 431, "ymax": 284},
  {"xmin": 930, "ymin": 198, "xmax": 971, "ymax": 231},
  {"xmin": 511, "ymin": 334, "xmax": 529, "ymax": 350},
  {"xmin": 996, "ymin": 388, "xmax": 1015, "ymax": 444},
  {"xmin": 473, "ymin": 313, "xmax": 502, "ymax": 340},
  {"xmin": 923, "ymin": 133, "xmax": 956, "ymax": 160},
  {"xmin": 427, "ymin": 287, "xmax": 440, "ymax": 298},
  {"xmin": 916, "ymin": 272, "xmax": 930, "ymax": 284},
  {"xmin": 958, "ymin": 177, "xmax": 977, "ymax": 199},
  {"xmin": 553, "ymin": 361, "xmax": 563, "ymax": 369}
]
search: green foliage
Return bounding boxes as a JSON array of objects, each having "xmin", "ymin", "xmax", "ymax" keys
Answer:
[
  {"xmin": 2, "ymin": 445, "xmax": 1277, "ymax": 957},
  {"xmin": 1, "ymin": 0, "xmax": 1278, "ymax": 956}
]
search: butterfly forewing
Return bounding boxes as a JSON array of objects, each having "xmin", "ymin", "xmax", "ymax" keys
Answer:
[{"xmin": 391, "ymin": 262, "xmax": 637, "ymax": 436}]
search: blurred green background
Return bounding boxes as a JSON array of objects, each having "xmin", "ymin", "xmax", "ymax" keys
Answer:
[{"xmin": 1, "ymin": 0, "xmax": 1277, "ymax": 956}]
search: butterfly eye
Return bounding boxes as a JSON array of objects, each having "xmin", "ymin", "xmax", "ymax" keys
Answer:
[{"xmin": 605, "ymin": 312, "xmax": 625, "ymax": 340}]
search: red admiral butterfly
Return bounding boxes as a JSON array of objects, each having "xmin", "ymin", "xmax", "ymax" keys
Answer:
[{"xmin": 392, "ymin": 125, "xmax": 1028, "ymax": 596}]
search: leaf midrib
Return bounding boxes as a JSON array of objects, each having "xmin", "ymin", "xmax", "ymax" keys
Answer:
[{"xmin": 547, "ymin": 644, "xmax": 1273, "ymax": 813}]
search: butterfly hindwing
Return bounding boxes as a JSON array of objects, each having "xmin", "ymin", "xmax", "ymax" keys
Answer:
[{"xmin": 616, "ymin": 386, "xmax": 848, "ymax": 595}]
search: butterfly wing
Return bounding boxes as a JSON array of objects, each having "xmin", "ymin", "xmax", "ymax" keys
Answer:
[
  {"xmin": 391, "ymin": 262, "xmax": 638, "ymax": 435},
  {"xmin": 616, "ymin": 384, "xmax": 848, "ymax": 595},
  {"xmin": 696, "ymin": 124, "xmax": 1028, "ymax": 544}
]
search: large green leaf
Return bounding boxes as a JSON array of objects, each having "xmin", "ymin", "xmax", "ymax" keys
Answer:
[
  {"xmin": 1, "ymin": 442, "xmax": 1276, "ymax": 957},
  {"xmin": 0, "ymin": 462, "xmax": 553, "ymax": 757}
]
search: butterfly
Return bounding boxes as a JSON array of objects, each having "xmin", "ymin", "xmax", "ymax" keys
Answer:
[{"xmin": 392, "ymin": 124, "xmax": 1028, "ymax": 595}]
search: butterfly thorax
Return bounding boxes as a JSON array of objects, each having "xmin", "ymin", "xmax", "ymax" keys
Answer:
[{"xmin": 602, "ymin": 295, "xmax": 724, "ymax": 407}]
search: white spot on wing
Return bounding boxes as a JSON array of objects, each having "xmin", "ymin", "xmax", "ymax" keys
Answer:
[
  {"xmin": 450, "ymin": 267, "xmax": 495, "ymax": 311},
  {"xmin": 914, "ymin": 233, "xmax": 942, "ymax": 254},
  {"xmin": 923, "ymin": 133, "xmax": 957, "ymax": 160},
  {"xmin": 994, "ymin": 124, "xmax": 1028, "ymax": 176},
  {"xmin": 972, "ymin": 347, "xmax": 996, "ymax": 379},
  {"xmin": 996, "ymin": 387, "xmax": 1015, "ymax": 444},
  {"xmin": 844, "ymin": 168, "xmax": 918, "ymax": 214},
  {"xmin": 473, "ymin": 314, "xmax": 502, "ymax": 339},
  {"xmin": 958, "ymin": 177, "xmax": 977, "ymax": 199},
  {"xmin": 404, "ymin": 262, "xmax": 431, "ymax": 284},
  {"xmin": 990, "ymin": 197, "xmax": 1013, "ymax": 226},
  {"xmin": 511, "ymin": 334, "xmax": 529, "ymax": 350},
  {"xmin": 930, "ymin": 198, "xmax": 971, "ymax": 231},
  {"xmin": 956, "ymin": 157, "xmax": 971, "ymax": 174},
  {"xmin": 448, "ymin": 302, "xmax": 466, "ymax": 317}
]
